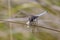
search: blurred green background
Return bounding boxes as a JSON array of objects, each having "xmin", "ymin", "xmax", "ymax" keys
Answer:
[{"xmin": 0, "ymin": 0, "xmax": 60, "ymax": 40}]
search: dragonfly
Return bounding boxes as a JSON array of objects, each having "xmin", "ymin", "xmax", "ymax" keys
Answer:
[
  {"xmin": 4, "ymin": 11, "xmax": 47, "ymax": 27},
  {"xmin": 1, "ymin": 11, "xmax": 60, "ymax": 32},
  {"xmin": 26, "ymin": 11, "xmax": 47, "ymax": 28}
]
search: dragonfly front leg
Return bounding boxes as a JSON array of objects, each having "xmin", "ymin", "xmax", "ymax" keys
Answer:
[{"xmin": 26, "ymin": 21, "xmax": 32, "ymax": 28}]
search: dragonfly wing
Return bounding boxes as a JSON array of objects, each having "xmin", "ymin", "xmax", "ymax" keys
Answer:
[
  {"xmin": 35, "ymin": 11, "xmax": 48, "ymax": 16},
  {"xmin": 4, "ymin": 18, "xmax": 28, "ymax": 22}
]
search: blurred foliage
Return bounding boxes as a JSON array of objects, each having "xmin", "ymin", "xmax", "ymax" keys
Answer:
[
  {"xmin": 48, "ymin": 0, "xmax": 60, "ymax": 6},
  {"xmin": 0, "ymin": 4, "xmax": 8, "ymax": 19},
  {"xmin": 0, "ymin": 34, "xmax": 9, "ymax": 40},
  {"xmin": 11, "ymin": 2, "xmax": 60, "ymax": 16},
  {"xmin": 12, "ymin": 32, "xmax": 58, "ymax": 40},
  {"xmin": 0, "ymin": 5, "xmax": 7, "ymax": 11},
  {"xmin": 11, "ymin": 3, "xmax": 41, "ymax": 14},
  {"xmin": 13, "ymin": 33, "xmax": 37, "ymax": 40},
  {"xmin": 0, "ymin": 37, "xmax": 7, "ymax": 40},
  {"xmin": 35, "ymin": 31, "xmax": 57, "ymax": 40},
  {"xmin": 0, "ymin": 13, "xmax": 7, "ymax": 19},
  {"xmin": 28, "ymin": 33, "xmax": 37, "ymax": 40},
  {"xmin": 0, "ymin": 22, "xmax": 8, "ymax": 31},
  {"xmin": 13, "ymin": 33, "xmax": 24, "ymax": 40},
  {"xmin": 0, "ymin": 0, "xmax": 60, "ymax": 40}
]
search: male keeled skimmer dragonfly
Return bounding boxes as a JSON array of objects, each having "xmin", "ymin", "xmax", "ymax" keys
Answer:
[
  {"xmin": 26, "ymin": 11, "xmax": 47, "ymax": 28},
  {"xmin": 4, "ymin": 11, "xmax": 47, "ymax": 28}
]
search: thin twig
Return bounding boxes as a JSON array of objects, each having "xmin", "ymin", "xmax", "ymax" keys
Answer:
[{"xmin": 0, "ymin": 20, "xmax": 60, "ymax": 32}]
